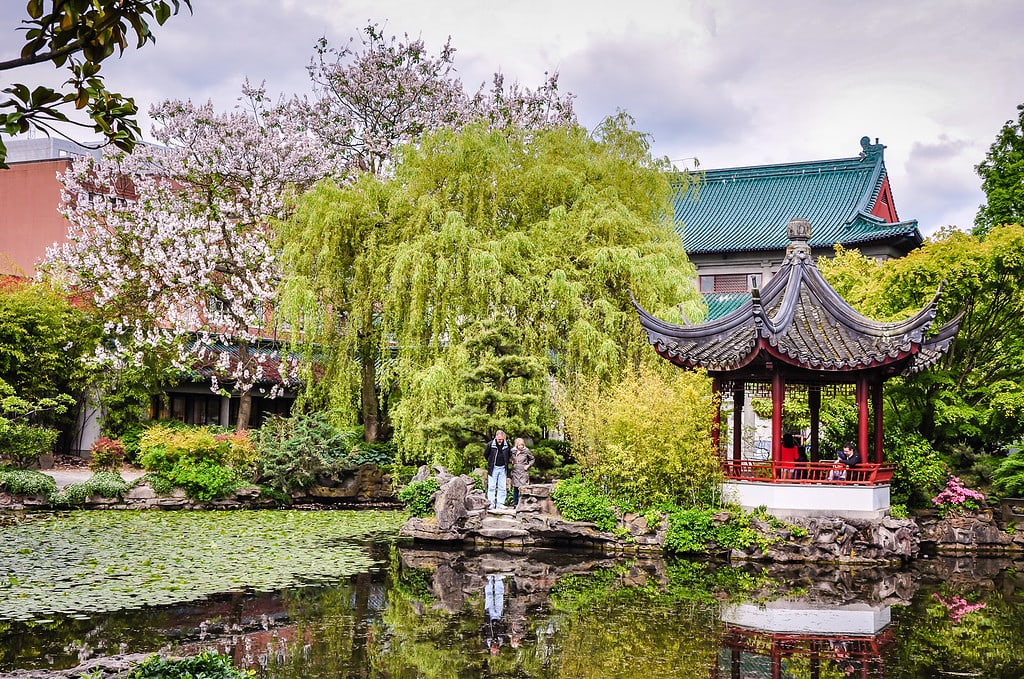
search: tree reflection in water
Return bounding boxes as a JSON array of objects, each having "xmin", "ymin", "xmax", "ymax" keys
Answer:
[
  {"xmin": 252, "ymin": 550, "xmax": 1024, "ymax": 679},
  {"xmin": 2, "ymin": 546, "xmax": 1023, "ymax": 678}
]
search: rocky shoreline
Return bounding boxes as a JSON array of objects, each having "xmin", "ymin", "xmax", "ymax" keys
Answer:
[{"xmin": 399, "ymin": 466, "xmax": 1024, "ymax": 563}]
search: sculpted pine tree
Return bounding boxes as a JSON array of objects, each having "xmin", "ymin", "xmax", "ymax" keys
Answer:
[
  {"xmin": 280, "ymin": 115, "xmax": 703, "ymax": 464},
  {"xmin": 426, "ymin": 319, "xmax": 545, "ymax": 460},
  {"xmin": 42, "ymin": 86, "xmax": 338, "ymax": 429}
]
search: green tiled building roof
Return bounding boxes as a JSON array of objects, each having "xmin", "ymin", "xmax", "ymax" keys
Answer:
[
  {"xmin": 703, "ymin": 292, "xmax": 749, "ymax": 320},
  {"xmin": 674, "ymin": 137, "xmax": 922, "ymax": 255}
]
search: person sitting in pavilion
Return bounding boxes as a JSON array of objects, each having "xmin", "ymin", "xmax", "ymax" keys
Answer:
[
  {"xmin": 830, "ymin": 442, "xmax": 861, "ymax": 480},
  {"xmin": 780, "ymin": 432, "xmax": 800, "ymax": 479}
]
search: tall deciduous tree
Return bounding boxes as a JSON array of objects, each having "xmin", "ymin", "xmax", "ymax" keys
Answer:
[
  {"xmin": 0, "ymin": 0, "xmax": 192, "ymax": 167},
  {"xmin": 818, "ymin": 226, "xmax": 1024, "ymax": 459},
  {"xmin": 0, "ymin": 279, "xmax": 101, "ymax": 462},
  {"xmin": 974, "ymin": 103, "xmax": 1024, "ymax": 236},
  {"xmin": 279, "ymin": 115, "xmax": 702, "ymax": 465},
  {"xmin": 303, "ymin": 22, "xmax": 576, "ymax": 178},
  {"xmin": 42, "ymin": 85, "xmax": 337, "ymax": 429}
]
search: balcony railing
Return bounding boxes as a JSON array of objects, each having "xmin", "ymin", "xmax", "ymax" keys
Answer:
[{"xmin": 722, "ymin": 459, "xmax": 894, "ymax": 486}]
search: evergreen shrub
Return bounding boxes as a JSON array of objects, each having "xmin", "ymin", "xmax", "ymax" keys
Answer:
[
  {"xmin": 53, "ymin": 471, "xmax": 130, "ymax": 505},
  {"xmin": 885, "ymin": 430, "xmax": 948, "ymax": 508},
  {"xmin": 252, "ymin": 413, "xmax": 340, "ymax": 493},
  {"xmin": 397, "ymin": 478, "xmax": 440, "ymax": 517},
  {"xmin": 0, "ymin": 468, "xmax": 57, "ymax": 497},
  {"xmin": 663, "ymin": 506, "xmax": 782, "ymax": 555},
  {"xmin": 138, "ymin": 424, "xmax": 243, "ymax": 501},
  {"xmin": 0, "ymin": 422, "xmax": 58, "ymax": 469},
  {"xmin": 127, "ymin": 652, "xmax": 254, "ymax": 678},
  {"xmin": 550, "ymin": 476, "xmax": 618, "ymax": 532},
  {"xmin": 993, "ymin": 452, "xmax": 1024, "ymax": 498}
]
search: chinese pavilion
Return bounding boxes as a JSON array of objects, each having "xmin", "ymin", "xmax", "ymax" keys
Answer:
[{"xmin": 632, "ymin": 217, "xmax": 962, "ymax": 518}]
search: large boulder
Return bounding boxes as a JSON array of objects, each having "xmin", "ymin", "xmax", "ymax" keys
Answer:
[{"xmin": 435, "ymin": 476, "xmax": 469, "ymax": 531}]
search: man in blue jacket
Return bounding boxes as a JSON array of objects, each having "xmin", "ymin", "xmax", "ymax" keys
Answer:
[{"xmin": 484, "ymin": 430, "xmax": 512, "ymax": 509}]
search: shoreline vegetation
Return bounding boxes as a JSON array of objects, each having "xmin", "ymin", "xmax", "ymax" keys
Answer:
[{"xmin": 3, "ymin": 463, "xmax": 1022, "ymax": 562}]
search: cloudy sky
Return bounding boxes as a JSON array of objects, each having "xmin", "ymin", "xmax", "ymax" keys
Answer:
[{"xmin": 4, "ymin": 0, "xmax": 1023, "ymax": 234}]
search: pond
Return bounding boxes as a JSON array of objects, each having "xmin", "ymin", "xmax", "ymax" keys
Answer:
[{"xmin": 1, "ymin": 510, "xmax": 1023, "ymax": 678}]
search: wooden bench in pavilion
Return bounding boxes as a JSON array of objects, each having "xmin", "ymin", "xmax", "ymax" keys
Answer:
[{"xmin": 633, "ymin": 218, "xmax": 962, "ymax": 519}]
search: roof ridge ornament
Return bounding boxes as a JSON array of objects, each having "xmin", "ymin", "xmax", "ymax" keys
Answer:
[
  {"xmin": 859, "ymin": 136, "xmax": 885, "ymax": 161},
  {"xmin": 785, "ymin": 217, "xmax": 813, "ymax": 259}
]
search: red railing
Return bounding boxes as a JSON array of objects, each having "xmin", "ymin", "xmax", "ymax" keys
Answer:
[
  {"xmin": 722, "ymin": 459, "xmax": 894, "ymax": 486},
  {"xmin": 721, "ymin": 627, "xmax": 894, "ymax": 659}
]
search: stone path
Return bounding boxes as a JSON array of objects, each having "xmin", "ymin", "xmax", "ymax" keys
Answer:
[{"xmin": 39, "ymin": 468, "xmax": 146, "ymax": 489}]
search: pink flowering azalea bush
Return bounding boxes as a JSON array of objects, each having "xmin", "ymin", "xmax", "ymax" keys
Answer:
[
  {"xmin": 932, "ymin": 593, "xmax": 987, "ymax": 624},
  {"xmin": 931, "ymin": 476, "xmax": 986, "ymax": 517}
]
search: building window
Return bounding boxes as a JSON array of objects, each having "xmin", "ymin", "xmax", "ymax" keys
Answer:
[{"xmin": 700, "ymin": 273, "xmax": 762, "ymax": 293}]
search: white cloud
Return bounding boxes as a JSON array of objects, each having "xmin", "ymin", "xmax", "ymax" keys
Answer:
[{"xmin": 3, "ymin": 0, "xmax": 1022, "ymax": 233}]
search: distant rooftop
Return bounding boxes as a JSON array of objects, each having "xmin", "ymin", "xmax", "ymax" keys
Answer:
[
  {"xmin": 4, "ymin": 137, "xmax": 100, "ymax": 163},
  {"xmin": 674, "ymin": 136, "xmax": 922, "ymax": 255}
]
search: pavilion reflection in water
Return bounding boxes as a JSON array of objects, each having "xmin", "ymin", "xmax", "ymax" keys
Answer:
[{"xmin": 714, "ymin": 599, "xmax": 893, "ymax": 679}]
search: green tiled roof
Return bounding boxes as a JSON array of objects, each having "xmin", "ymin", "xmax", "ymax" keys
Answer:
[
  {"xmin": 703, "ymin": 292, "xmax": 749, "ymax": 321},
  {"xmin": 674, "ymin": 139, "xmax": 922, "ymax": 254}
]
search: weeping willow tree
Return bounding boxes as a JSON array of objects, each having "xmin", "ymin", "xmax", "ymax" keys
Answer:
[{"xmin": 279, "ymin": 114, "xmax": 702, "ymax": 464}]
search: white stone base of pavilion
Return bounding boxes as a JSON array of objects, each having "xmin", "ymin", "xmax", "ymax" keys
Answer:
[
  {"xmin": 722, "ymin": 600, "xmax": 891, "ymax": 636},
  {"xmin": 722, "ymin": 481, "xmax": 891, "ymax": 520}
]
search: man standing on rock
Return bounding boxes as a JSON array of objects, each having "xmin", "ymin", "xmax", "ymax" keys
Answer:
[{"xmin": 485, "ymin": 430, "xmax": 512, "ymax": 509}]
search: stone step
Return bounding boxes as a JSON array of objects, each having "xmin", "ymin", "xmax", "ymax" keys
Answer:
[
  {"xmin": 476, "ymin": 526, "xmax": 532, "ymax": 539},
  {"xmin": 481, "ymin": 517, "xmax": 523, "ymax": 531}
]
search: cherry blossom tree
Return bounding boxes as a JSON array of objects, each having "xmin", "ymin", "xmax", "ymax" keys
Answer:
[
  {"xmin": 44, "ymin": 24, "xmax": 577, "ymax": 439},
  {"xmin": 43, "ymin": 84, "xmax": 338, "ymax": 430}
]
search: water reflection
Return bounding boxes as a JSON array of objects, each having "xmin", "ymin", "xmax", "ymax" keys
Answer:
[
  {"xmin": 2, "ymin": 544, "xmax": 1023, "ymax": 678},
  {"xmin": 716, "ymin": 565, "xmax": 910, "ymax": 679}
]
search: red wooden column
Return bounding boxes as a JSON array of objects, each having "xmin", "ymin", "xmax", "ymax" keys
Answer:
[
  {"xmin": 809, "ymin": 386, "xmax": 821, "ymax": 462},
  {"xmin": 733, "ymin": 383, "xmax": 744, "ymax": 462},
  {"xmin": 856, "ymin": 375, "xmax": 869, "ymax": 463},
  {"xmin": 872, "ymin": 380, "xmax": 884, "ymax": 464},
  {"xmin": 711, "ymin": 377, "xmax": 722, "ymax": 455},
  {"xmin": 772, "ymin": 371, "xmax": 784, "ymax": 463}
]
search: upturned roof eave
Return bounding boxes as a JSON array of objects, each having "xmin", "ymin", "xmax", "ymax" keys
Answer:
[
  {"xmin": 848, "ymin": 153, "xmax": 886, "ymax": 221},
  {"xmin": 634, "ymin": 236, "xmax": 953, "ymax": 373}
]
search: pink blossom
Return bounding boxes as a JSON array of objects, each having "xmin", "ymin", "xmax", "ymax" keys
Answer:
[
  {"xmin": 41, "ymin": 85, "xmax": 332, "ymax": 403},
  {"xmin": 933, "ymin": 593, "xmax": 987, "ymax": 624},
  {"xmin": 931, "ymin": 476, "xmax": 986, "ymax": 512}
]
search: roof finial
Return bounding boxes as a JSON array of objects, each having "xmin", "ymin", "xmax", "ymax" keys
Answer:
[
  {"xmin": 859, "ymin": 136, "xmax": 885, "ymax": 161},
  {"xmin": 786, "ymin": 217, "xmax": 812, "ymax": 258}
]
